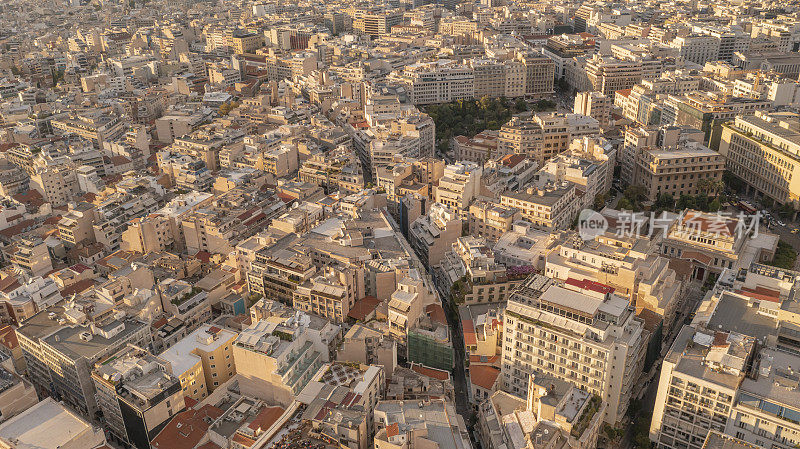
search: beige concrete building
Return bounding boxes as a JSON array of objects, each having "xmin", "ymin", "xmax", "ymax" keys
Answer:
[
  {"xmin": 500, "ymin": 184, "xmax": 580, "ymax": 231},
  {"xmin": 158, "ymin": 324, "xmax": 238, "ymax": 401},
  {"xmin": 719, "ymin": 111, "xmax": 800, "ymax": 208},
  {"xmin": 468, "ymin": 201, "xmax": 519, "ymax": 242},
  {"xmin": 435, "ymin": 161, "xmax": 482, "ymax": 218},
  {"xmin": 574, "ymin": 91, "xmax": 612, "ymax": 128},
  {"xmin": 633, "ymin": 141, "xmax": 725, "ymax": 201},
  {"xmin": 293, "ymin": 265, "xmax": 365, "ymax": 324},
  {"xmin": 498, "ymin": 113, "xmax": 601, "ymax": 165}
]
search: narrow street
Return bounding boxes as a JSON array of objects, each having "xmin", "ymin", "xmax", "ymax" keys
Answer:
[{"xmin": 432, "ymin": 268, "xmax": 474, "ymax": 423}]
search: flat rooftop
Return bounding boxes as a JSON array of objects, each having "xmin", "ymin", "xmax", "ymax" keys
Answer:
[{"xmin": 0, "ymin": 397, "xmax": 100, "ymax": 449}]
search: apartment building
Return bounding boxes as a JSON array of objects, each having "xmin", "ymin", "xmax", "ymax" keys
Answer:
[
  {"xmin": 719, "ymin": 111, "xmax": 800, "ymax": 207},
  {"xmin": 158, "ymin": 279, "xmax": 212, "ymax": 333},
  {"xmin": 387, "ymin": 270, "xmax": 436, "ymax": 340},
  {"xmin": 498, "ymin": 113, "xmax": 601, "ymax": 165},
  {"xmin": 650, "ymin": 324, "xmax": 751, "ymax": 449},
  {"xmin": 409, "ymin": 202, "xmax": 462, "ymax": 267},
  {"xmin": 501, "ymin": 274, "xmax": 646, "ymax": 424},
  {"xmin": 51, "ymin": 113, "xmax": 125, "ymax": 148},
  {"xmin": 158, "ymin": 324, "xmax": 238, "ymax": 401},
  {"xmin": 574, "ymin": 91, "xmax": 612, "ymax": 128},
  {"xmin": 0, "ymin": 398, "xmax": 108, "ymax": 449},
  {"xmin": 304, "ymin": 363, "xmax": 385, "ymax": 449},
  {"xmin": 500, "ymin": 184, "xmax": 579, "ymax": 231},
  {"xmin": 545, "ymin": 231, "xmax": 683, "ymax": 334},
  {"xmin": 374, "ymin": 399, "xmax": 472, "ymax": 449},
  {"xmin": 478, "ymin": 376, "xmax": 604, "ymax": 449},
  {"xmin": 440, "ymin": 236, "xmax": 529, "ymax": 305},
  {"xmin": 293, "ymin": 265, "xmax": 364, "ymax": 323},
  {"xmin": 233, "ymin": 315, "xmax": 339, "ymax": 406},
  {"xmin": 92, "ymin": 345, "xmax": 185, "ymax": 449},
  {"xmin": 468, "ymin": 200, "xmax": 519, "ymax": 242},
  {"xmin": 434, "ymin": 161, "xmax": 482, "ymax": 218},
  {"xmin": 57, "ymin": 202, "xmax": 96, "ymax": 248},
  {"xmin": 633, "ymin": 140, "xmax": 725, "ymax": 201},
  {"xmin": 9, "ymin": 236, "xmax": 52, "ymax": 277},
  {"xmin": 247, "ymin": 251, "xmax": 317, "ymax": 304}
]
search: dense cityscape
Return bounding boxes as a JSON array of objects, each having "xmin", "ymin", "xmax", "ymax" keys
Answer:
[{"xmin": 0, "ymin": 0, "xmax": 799, "ymax": 448}]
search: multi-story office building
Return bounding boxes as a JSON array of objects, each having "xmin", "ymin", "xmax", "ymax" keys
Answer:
[
  {"xmin": 16, "ymin": 303, "xmax": 152, "ymax": 420},
  {"xmin": 633, "ymin": 140, "xmax": 725, "ymax": 201},
  {"xmin": 671, "ymin": 35, "xmax": 721, "ymax": 66},
  {"xmin": 351, "ymin": 8, "xmax": 403, "ymax": 38},
  {"xmin": 501, "ymin": 274, "xmax": 646, "ymax": 424},
  {"xmin": 518, "ymin": 52, "xmax": 556, "ymax": 98},
  {"xmin": 719, "ymin": 111, "xmax": 800, "ymax": 208},
  {"xmin": 389, "ymin": 60, "xmax": 475, "ymax": 105},
  {"xmin": 92, "ymin": 345, "xmax": 185, "ymax": 449}
]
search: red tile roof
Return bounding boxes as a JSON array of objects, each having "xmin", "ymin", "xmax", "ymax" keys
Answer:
[
  {"xmin": 247, "ymin": 406, "xmax": 284, "ymax": 433},
  {"xmin": 59, "ymin": 279, "xmax": 96, "ymax": 298},
  {"xmin": 462, "ymin": 319, "xmax": 477, "ymax": 346},
  {"xmin": 470, "ymin": 365, "xmax": 500, "ymax": 391},
  {"xmin": 425, "ymin": 304, "xmax": 447, "ymax": 326},
  {"xmin": 410, "ymin": 363, "xmax": 450, "ymax": 381},
  {"xmin": 386, "ymin": 423, "xmax": 399, "ymax": 438},
  {"xmin": 565, "ymin": 277, "xmax": 615, "ymax": 294},
  {"xmin": 0, "ymin": 325, "xmax": 19, "ymax": 350},
  {"xmin": 737, "ymin": 286, "xmax": 782, "ymax": 303},
  {"xmin": 151, "ymin": 404, "xmax": 224, "ymax": 449},
  {"xmin": 347, "ymin": 296, "xmax": 381, "ymax": 321}
]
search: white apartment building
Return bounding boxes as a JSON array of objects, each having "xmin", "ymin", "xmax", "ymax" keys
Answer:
[
  {"xmin": 501, "ymin": 274, "xmax": 646, "ymax": 424},
  {"xmin": 435, "ymin": 161, "xmax": 482, "ymax": 217}
]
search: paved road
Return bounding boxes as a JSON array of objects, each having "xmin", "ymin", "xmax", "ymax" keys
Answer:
[{"xmin": 431, "ymin": 268, "xmax": 473, "ymax": 422}]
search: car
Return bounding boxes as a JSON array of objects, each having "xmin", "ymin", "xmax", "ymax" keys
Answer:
[
  {"xmin": 778, "ymin": 220, "xmax": 786, "ymax": 227},
  {"xmin": 792, "ymin": 228, "xmax": 800, "ymax": 234}
]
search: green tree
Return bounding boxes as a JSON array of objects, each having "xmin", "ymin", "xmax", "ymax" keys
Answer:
[
  {"xmin": 594, "ymin": 193, "xmax": 608, "ymax": 210},
  {"xmin": 676, "ymin": 194, "xmax": 696, "ymax": 210},
  {"xmin": 514, "ymin": 98, "xmax": 527, "ymax": 112},
  {"xmin": 617, "ymin": 197, "xmax": 634, "ymax": 211},
  {"xmin": 654, "ymin": 193, "xmax": 675, "ymax": 211},
  {"xmin": 708, "ymin": 199, "xmax": 721, "ymax": 212}
]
